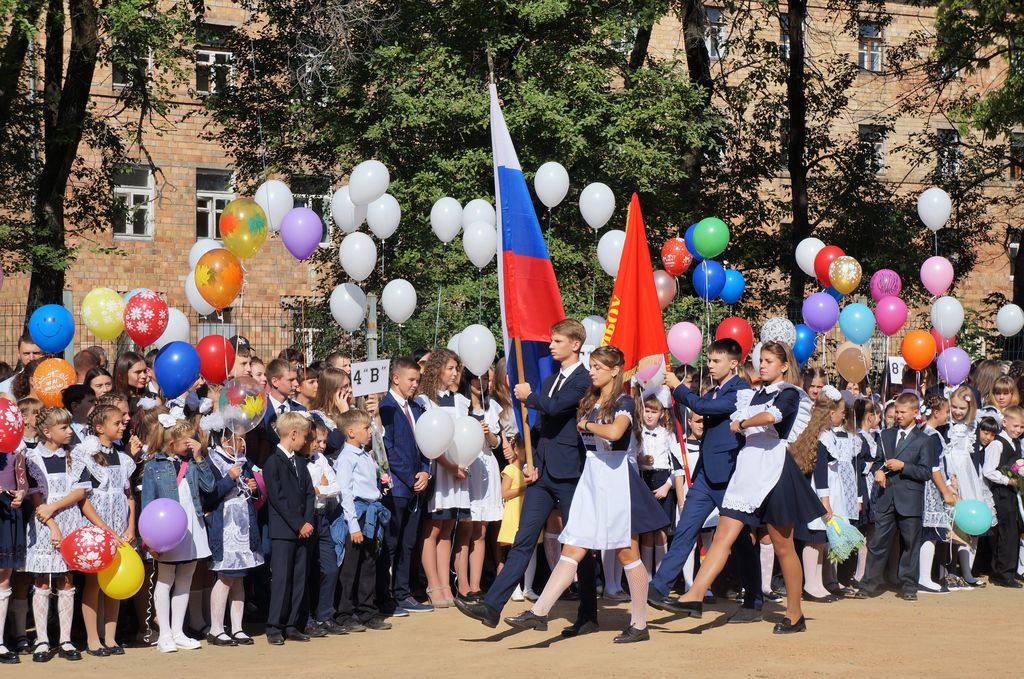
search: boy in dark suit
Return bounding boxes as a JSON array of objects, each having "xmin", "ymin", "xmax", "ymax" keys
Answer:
[
  {"xmin": 854, "ymin": 393, "xmax": 932, "ymax": 600},
  {"xmin": 982, "ymin": 406, "xmax": 1024, "ymax": 588},
  {"xmin": 252, "ymin": 359, "xmax": 304, "ymax": 467},
  {"xmin": 651, "ymin": 338, "xmax": 762, "ymax": 621},
  {"xmin": 264, "ymin": 411, "xmax": 315, "ymax": 644},
  {"xmin": 379, "ymin": 357, "xmax": 432, "ymax": 614},
  {"xmin": 456, "ymin": 319, "xmax": 598, "ymax": 636}
]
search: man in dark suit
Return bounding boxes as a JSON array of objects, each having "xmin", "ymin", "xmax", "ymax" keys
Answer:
[
  {"xmin": 264, "ymin": 411, "xmax": 315, "ymax": 644},
  {"xmin": 456, "ymin": 319, "xmax": 598, "ymax": 636},
  {"xmin": 854, "ymin": 393, "xmax": 932, "ymax": 600},
  {"xmin": 650, "ymin": 339, "xmax": 762, "ymax": 621},
  {"xmin": 379, "ymin": 357, "xmax": 432, "ymax": 614},
  {"xmin": 251, "ymin": 358, "xmax": 305, "ymax": 467}
]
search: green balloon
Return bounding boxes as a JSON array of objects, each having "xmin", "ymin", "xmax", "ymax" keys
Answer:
[{"xmin": 693, "ymin": 217, "xmax": 730, "ymax": 259}]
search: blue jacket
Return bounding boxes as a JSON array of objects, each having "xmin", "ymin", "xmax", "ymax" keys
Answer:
[
  {"xmin": 202, "ymin": 456, "xmax": 261, "ymax": 563},
  {"xmin": 524, "ymin": 365, "xmax": 590, "ymax": 481},
  {"xmin": 672, "ymin": 375, "xmax": 749, "ymax": 485},
  {"xmin": 379, "ymin": 392, "xmax": 429, "ymax": 499},
  {"xmin": 140, "ymin": 452, "xmax": 215, "ymax": 518}
]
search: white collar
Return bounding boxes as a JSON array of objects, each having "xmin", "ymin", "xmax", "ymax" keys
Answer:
[
  {"xmin": 559, "ymin": 360, "xmax": 582, "ymax": 378},
  {"xmin": 389, "ymin": 389, "xmax": 410, "ymax": 407},
  {"xmin": 343, "ymin": 442, "xmax": 368, "ymax": 457},
  {"xmin": 278, "ymin": 445, "xmax": 295, "ymax": 460},
  {"xmin": 899, "ymin": 424, "xmax": 916, "ymax": 436},
  {"xmin": 269, "ymin": 393, "xmax": 288, "ymax": 411}
]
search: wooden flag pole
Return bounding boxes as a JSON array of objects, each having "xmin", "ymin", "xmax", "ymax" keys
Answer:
[{"xmin": 514, "ymin": 337, "xmax": 535, "ymax": 470}]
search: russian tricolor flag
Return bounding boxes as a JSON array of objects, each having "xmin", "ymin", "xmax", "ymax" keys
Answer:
[{"xmin": 490, "ymin": 83, "xmax": 565, "ymax": 435}]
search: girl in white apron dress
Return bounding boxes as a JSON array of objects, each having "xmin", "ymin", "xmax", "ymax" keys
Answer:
[{"xmin": 920, "ymin": 395, "xmax": 956, "ymax": 592}]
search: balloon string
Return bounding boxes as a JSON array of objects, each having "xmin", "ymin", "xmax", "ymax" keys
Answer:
[
  {"xmin": 478, "ymin": 269, "xmax": 484, "ymax": 324},
  {"xmin": 591, "ymin": 231, "xmax": 598, "ymax": 315},
  {"xmin": 301, "ymin": 296, "xmax": 307, "ymax": 363}
]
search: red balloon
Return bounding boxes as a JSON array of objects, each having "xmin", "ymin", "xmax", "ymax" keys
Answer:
[
  {"xmin": 0, "ymin": 397, "xmax": 24, "ymax": 453},
  {"xmin": 715, "ymin": 316, "xmax": 754, "ymax": 361},
  {"xmin": 661, "ymin": 237, "xmax": 693, "ymax": 277},
  {"xmin": 929, "ymin": 327, "xmax": 956, "ymax": 354},
  {"xmin": 196, "ymin": 335, "xmax": 236, "ymax": 385},
  {"xmin": 814, "ymin": 245, "xmax": 845, "ymax": 287},
  {"xmin": 123, "ymin": 290, "xmax": 169, "ymax": 348},
  {"xmin": 60, "ymin": 526, "xmax": 119, "ymax": 573}
]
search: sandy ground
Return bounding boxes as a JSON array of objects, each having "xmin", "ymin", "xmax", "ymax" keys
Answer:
[{"xmin": 9, "ymin": 585, "xmax": 1021, "ymax": 678}]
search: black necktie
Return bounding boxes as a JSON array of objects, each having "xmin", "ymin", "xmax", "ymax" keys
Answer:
[
  {"xmin": 279, "ymin": 403, "xmax": 286, "ymax": 414},
  {"xmin": 897, "ymin": 431, "xmax": 906, "ymax": 449},
  {"xmin": 291, "ymin": 455, "xmax": 299, "ymax": 478},
  {"xmin": 551, "ymin": 373, "xmax": 566, "ymax": 395}
]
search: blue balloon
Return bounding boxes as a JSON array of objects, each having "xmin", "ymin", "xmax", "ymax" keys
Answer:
[
  {"xmin": 793, "ymin": 323, "xmax": 816, "ymax": 365},
  {"xmin": 684, "ymin": 224, "xmax": 704, "ymax": 263},
  {"xmin": 124, "ymin": 288, "xmax": 146, "ymax": 303},
  {"xmin": 720, "ymin": 269, "xmax": 746, "ymax": 304},
  {"xmin": 838, "ymin": 303, "xmax": 876, "ymax": 345},
  {"xmin": 824, "ymin": 286, "xmax": 844, "ymax": 302},
  {"xmin": 693, "ymin": 260, "xmax": 725, "ymax": 301},
  {"xmin": 953, "ymin": 499, "xmax": 993, "ymax": 536},
  {"xmin": 28, "ymin": 304, "xmax": 75, "ymax": 354},
  {"xmin": 154, "ymin": 341, "xmax": 201, "ymax": 400}
]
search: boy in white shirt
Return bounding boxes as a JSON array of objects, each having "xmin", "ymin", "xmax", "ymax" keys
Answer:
[{"xmin": 302, "ymin": 420, "xmax": 345, "ymax": 635}]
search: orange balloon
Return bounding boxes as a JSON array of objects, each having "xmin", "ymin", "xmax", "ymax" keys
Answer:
[
  {"xmin": 194, "ymin": 248, "xmax": 244, "ymax": 311},
  {"xmin": 32, "ymin": 358, "xmax": 76, "ymax": 407},
  {"xmin": 901, "ymin": 329, "xmax": 936, "ymax": 371}
]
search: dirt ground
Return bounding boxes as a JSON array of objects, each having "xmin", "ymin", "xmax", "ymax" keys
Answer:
[{"xmin": 10, "ymin": 585, "xmax": 1021, "ymax": 678}]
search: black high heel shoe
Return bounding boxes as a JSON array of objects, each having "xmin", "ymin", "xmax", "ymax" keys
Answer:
[{"xmin": 772, "ymin": 616, "xmax": 807, "ymax": 634}]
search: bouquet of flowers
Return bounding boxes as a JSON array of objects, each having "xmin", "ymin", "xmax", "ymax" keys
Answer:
[
  {"xmin": 826, "ymin": 516, "xmax": 866, "ymax": 564},
  {"xmin": 1002, "ymin": 458, "xmax": 1024, "ymax": 500}
]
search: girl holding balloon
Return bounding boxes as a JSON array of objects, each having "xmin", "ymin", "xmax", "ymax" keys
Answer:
[{"xmin": 75, "ymin": 404, "xmax": 137, "ymax": 656}]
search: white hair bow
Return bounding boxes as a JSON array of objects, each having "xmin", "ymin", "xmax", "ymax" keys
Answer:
[
  {"xmin": 158, "ymin": 405, "xmax": 186, "ymax": 429},
  {"xmin": 137, "ymin": 397, "xmax": 160, "ymax": 411},
  {"xmin": 822, "ymin": 385, "xmax": 843, "ymax": 402}
]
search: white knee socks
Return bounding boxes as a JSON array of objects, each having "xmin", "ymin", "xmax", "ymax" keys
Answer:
[
  {"xmin": 229, "ymin": 580, "xmax": 245, "ymax": 636},
  {"xmin": 623, "ymin": 560, "xmax": 649, "ymax": 630},
  {"xmin": 919, "ymin": 541, "xmax": 939, "ymax": 589},
  {"xmin": 760, "ymin": 543, "xmax": 775, "ymax": 594},
  {"xmin": 32, "ymin": 588, "xmax": 50, "ymax": 647},
  {"xmin": 532, "ymin": 555, "xmax": 579, "ymax": 617},
  {"xmin": 57, "ymin": 589, "xmax": 74, "ymax": 644},
  {"xmin": 0, "ymin": 587, "xmax": 11, "ymax": 653},
  {"xmin": 801, "ymin": 545, "xmax": 830, "ymax": 597},
  {"xmin": 210, "ymin": 577, "xmax": 232, "ymax": 637}
]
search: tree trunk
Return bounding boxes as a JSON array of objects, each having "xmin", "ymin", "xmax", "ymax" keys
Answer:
[
  {"xmin": 0, "ymin": 0, "xmax": 47, "ymax": 127},
  {"xmin": 785, "ymin": 0, "xmax": 810, "ymax": 316},
  {"xmin": 679, "ymin": 0, "xmax": 713, "ymax": 195},
  {"xmin": 27, "ymin": 0, "xmax": 101, "ymax": 314}
]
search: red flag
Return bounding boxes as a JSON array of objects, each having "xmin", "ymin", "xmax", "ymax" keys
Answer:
[{"xmin": 601, "ymin": 193, "xmax": 668, "ymax": 372}]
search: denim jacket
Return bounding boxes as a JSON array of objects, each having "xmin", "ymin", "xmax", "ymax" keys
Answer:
[{"xmin": 140, "ymin": 452, "xmax": 215, "ymax": 518}]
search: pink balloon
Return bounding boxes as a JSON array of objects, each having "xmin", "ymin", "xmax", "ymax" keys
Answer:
[
  {"xmin": 869, "ymin": 269, "xmax": 902, "ymax": 301},
  {"xmin": 668, "ymin": 322, "xmax": 702, "ymax": 365},
  {"xmin": 253, "ymin": 471, "xmax": 267, "ymax": 511},
  {"xmin": 875, "ymin": 296, "xmax": 907, "ymax": 336},
  {"xmin": 929, "ymin": 327, "xmax": 956, "ymax": 354},
  {"xmin": 653, "ymin": 269, "xmax": 676, "ymax": 310},
  {"xmin": 920, "ymin": 256, "xmax": 954, "ymax": 297}
]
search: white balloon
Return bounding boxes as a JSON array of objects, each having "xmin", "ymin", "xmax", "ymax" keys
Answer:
[
  {"xmin": 338, "ymin": 232, "xmax": 377, "ymax": 282},
  {"xmin": 449, "ymin": 415, "xmax": 485, "ymax": 466},
  {"xmin": 597, "ymin": 229, "xmax": 626, "ymax": 277},
  {"xmin": 462, "ymin": 198, "xmax": 496, "ymax": 228},
  {"xmin": 446, "ymin": 333, "xmax": 461, "ymax": 352},
  {"xmin": 931, "ymin": 295, "xmax": 964, "ymax": 339},
  {"xmin": 458, "ymin": 324, "xmax": 497, "ymax": 376},
  {"xmin": 330, "ymin": 186, "xmax": 367, "ymax": 234},
  {"xmin": 185, "ymin": 272, "xmax": 216, "ymax": 316},
  {"xmin": 581, "ymin": 315, "xmax": 605, "ymax": 347},
  {"xmin": 996, "ymin": 304, "xmax": 1024, "ymax": 337},
  {"xmin": 760, "ymin": 317, "xmax": 797, "ymax": 347},
  {"xmin": 329, "ymin": 283, "xmax": 367, "ymax": 332},
  {"xmin": 189, "ymin": 239, "xmax": 220, "ymax": 272},
  {"xmin": 918, "ymin": 187, "xmax": 952, "ymax": 232},
  {"xmin": 366, "ymin": 193, "xmax": 401, "ymax": 240},
  {"xmin": 154, "ymin": 308, "xmax": 190, "ymax": 349},
  {"xmin": 414, "ymin": 409, "xmax": 455, "ymax": 460},
  {"xmin": 430, "ymin": 197, "xmax": 463, "ymax": 243},
  {"xmin": 462, "ymin": 221, "xmax": 497, "ymax": 269},
  {"xmin": 579, "ymin": 182, "xmax": 615, "ymax": 230},
  {"xmin": 795, "ymin": 237, "xmax": 826, "ymax": 278},
  {"xmin": 751, "ymin": 342, "xmax": 763, "ymax": 373},
  {"xmin": 254, "ymin": 180, "xmax": 294, "ymax": 233},
  {"xmin": 534, "ymin": 161, "xmax": 570, "ymax": 209},
  {"xmin": 348, "ymin": 159, "xmax": 390, "ymax": 206},
  {"xmin": 381, "ymin": 279, "xmax": 417, "ymax": 324}
]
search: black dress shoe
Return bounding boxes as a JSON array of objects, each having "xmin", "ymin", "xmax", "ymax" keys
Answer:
[
  {"xmin": 647, "ymin": 591, "xmax": 671, "ymax": 611},
  {"xmin": 0, "ymin": 648, "xmax": 18, "ymax": 664},
  {"xmin": 992, "ymin": 578, "xmax": 1024, "ymax": 589},
  {"xmin": 266, "ymin": 633, "xmax": 285, "ymax": 646},
  {"xmin": 363, "ymin": 617, "xmax": 392, "ymax": 631},
  {"xmin": 32, "ymin": 644, "xmax": 54, "ymax": 663},
  {"xmin": 103, "ymin": 644, "xmax": 125, "ymax": 655},
  {"xmin": 772, "ymin": 616, "xmax": 806, "ymax": 634},
  {"xmin": 14, "ymin": 637, "xmax": 30, "ymax": 655},
  {"xmin": 728, "ymin": 607, "xmax": 763, "ymax": 623},
  {"xmin": 231, "ymin": 632, "xmax": 255, "ymax": 645},
  {"xmin": 899, "ymin": 591, "xmax": 918, "ymax": 601},
  {"xmin": 560, "ymin": 618, "xmax": 599, "ymax": 637},
  {"xmin": 461, "ymin": 591, "xmax": 484, "ymax": 603},
  {"xmin": 284, "ymin": 630, "xmax": 311, "ymax": 642},
  {"xmin": 317, "ymin": 619, "xmax": 349, "ymax": 635},
  {"xmin": 802, "ymin": 592, "xmax": 839, "ymax": 603},
  {"xmin": 453, "ymin": 597, "xmax": 500, "ymax": 628},
  {"xmin": 58, "ymin": 644, "xmax": 82, "ymax": 661},
  {"xmin": 84, "ymin": 647, "xmax": 109, "ymax": 657},
  {"xmin": 304, "ymin": 624, "xmax": 328, "ymax": 638},
  {"xmin": 659, "ymin": 598, "xmax": 703, "ymax": 618},
  {"xmin": 503, "ymin": 610, "xmax": 548, "ymax": 631},
  {"xmin": 613, "ymin": 625, "xmax": 649, "ymax": 643},
  {"xmin": 206, "ymin": 633, "xmax": 238, "ymax": 647}
]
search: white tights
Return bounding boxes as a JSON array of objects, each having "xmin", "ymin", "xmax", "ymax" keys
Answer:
[
  {"xmin": 154, "ymin": 562, "xmax": 196, "ymax": 642},
  {"xmin": 209, "ymin": 576, "xmax": 246, "ymax": 637}
]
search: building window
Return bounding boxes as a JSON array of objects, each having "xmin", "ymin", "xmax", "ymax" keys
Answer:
[
  {"xmin": 936, "ymin": 128, "xmax": 961, "ymax": 177},
  {"xmin": 858, "ymin": 125, "xmax": 886, "ymax": 174},
  {"xmin": 705, "ymin": 8, "xmax": 727, "ymax": 61},
  {"xmin": 112, "ymin": 51, "xmax": 151, "ymax": 90},
  {"xmin": 858, "ymin": 22, "xmax": 883, "ymax": 73},
  {"xmin": 113, "ymin": 165, "xmax": 154, "ymax": 239},
  {"xmin": 779, "ymin": 15, "xmax": 791, "ymax": 61},
  {"xmin": 291, "ymin": 175, "xmax": 333, "ymax": 244},
  {"xmin": 197, "ymin": 307, "xmax": 235, "ymax": 341},
  {"xmin": 195, "ymin": 169, "xmax": 234, "ymax": 239},
  {"xmin": 196, "ymin": 24, "xmax": 233, "ymax": 95},
  {"xmin": 1011, "ymin": 133, "xmax": 1024, "ymax": 181}
]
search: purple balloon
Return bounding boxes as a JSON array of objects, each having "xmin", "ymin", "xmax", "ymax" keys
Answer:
[
  {"xmin": 870, "ymin": 269, "xmax": 902, "ymax": 302},
  {"xmin": 936, "ymin": 347, "xmax": 971, "ymax": 386},
  {"xmin": 280, "ymin": 207, "xmax": 323, "ymax": 260},
  {"xmin": 802, "ymin": 292, "xmax": 840, "ymax": 334},
  {"xmin": 138, "ymin": 498, "xmax": 188, "ymax": 552}
]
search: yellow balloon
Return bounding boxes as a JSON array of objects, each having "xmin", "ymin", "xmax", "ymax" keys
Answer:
[
  {"xmin": 219, "ymin": 197, "xmax": 268, "ymax": 260},
  {"xmin": 97, "ymin": 543, "xmax": 144, "ymax": 600},
  {"xmin": 828, "ymin": 256, "xmax": 862, "ymax": 295},
  {"xmin": 81, "ymin": 287, "xmax": 125, "ymax": 340}
]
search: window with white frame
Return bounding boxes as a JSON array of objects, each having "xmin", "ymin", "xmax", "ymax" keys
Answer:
[
  {"xmin": 858, "ymin": 22, "xmax": 883, "ymax": 73},
  {"xmin": 195, "ymin": 169, "xmax": 233, "ymax": 239},
  {"xmin": 196, "ymin": 24, "xmax": 233, "ymax": 95},
  {"xmin": 779, "ymin": 14, "xmax": 791, "ymax": 61},
  {"xmin": 936, "ymin": 128, "xmax": 961, "ymax": 177},
  {"xmin": 705, "ymin": 8, "xmax": 727, "ymax": 61},
  {"xmin": 113, "ymin": 165, "xmax": 154, "ymax": 238},
  {"xmin": 291, "ymin": 175, "xmax": 333, "ymax": 245},
  {"xmin": 858, "ymin": 124, "xmax": 886, "ymax": 174}
]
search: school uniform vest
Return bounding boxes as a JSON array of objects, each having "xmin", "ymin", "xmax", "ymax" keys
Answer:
[{"xmin": 993, "ymin": 436, "xmax": 1020, "ymax": 499}]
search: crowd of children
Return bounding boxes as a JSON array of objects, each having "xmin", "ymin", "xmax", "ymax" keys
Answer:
[{"xmin": 0, "ymin": 329, "xmax": 1023, "ymax": 661}]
